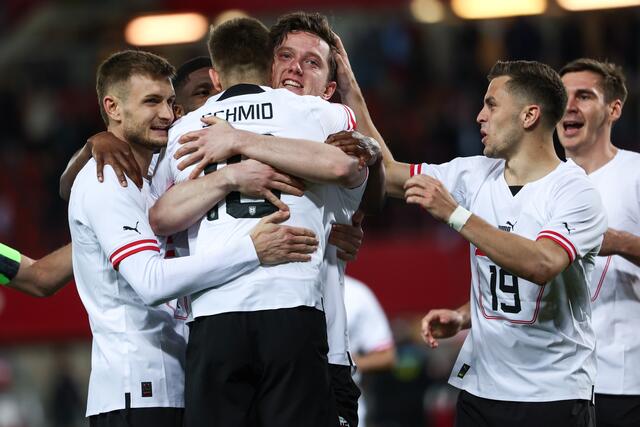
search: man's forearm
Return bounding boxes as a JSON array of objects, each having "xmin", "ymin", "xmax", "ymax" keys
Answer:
[
  {"xmin": 359, "ymin": 159, "xmax": 385, "ymax": 214},
  {"xmin": 340, "ymin": 90, "xmax": 408, "ymax": 198},
  {"xmin": 60, "ymin": 144, "xmax": 92, "ymax": 201},
  {"xmin": 8, "ymin": 244, "xmax": 73, "ymax": 297},
  {"xmin": 459, "ymin": 215, "xmax": 569, "ymax": 286},
  {"xmin": 149, "ymin": 169, "xmax": 232, "ymax": 236},
  {"xmin": 603, "ymin": 229, "xmax": 640, "ymax": 267},
  {"xmin": 236, "ymin": 132, "xmax": 363, "ymax": 187}
]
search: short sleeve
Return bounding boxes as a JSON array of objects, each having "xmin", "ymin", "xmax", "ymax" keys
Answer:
[
  {"xmin": 84, "ymin": 167, "xmax": 160, "ymax": 270},
  {"xmin": 536, "ymin": 176, "xmax": 607, "ymax": 263},
  {"xmin": 310, "ymin": 98, "xmax": 356, "ymax": 136},
  {"xmin": 410, "ymin": 156, "xmax": 500, "ymax": 208}
]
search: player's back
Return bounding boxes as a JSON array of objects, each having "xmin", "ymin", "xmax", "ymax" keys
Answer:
[{"xmin": 166, "ymin": 84, "xmax": 354, "ymax": 318}]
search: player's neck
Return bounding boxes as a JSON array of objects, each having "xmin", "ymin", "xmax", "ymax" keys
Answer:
[
  {"xmin": 220, "ymin": 72, "xmax": 268, "ymax": 89},
  {"xmin": 108, "ymin": 126, "xmax": 154, "ymax": 178},
  {"xmin": 503, "ymin": 134, "xmax": 560, "ymax": 186},
  {"xmin": 564, "ymin": 134, "xmax": 617, "ymax": 175}
]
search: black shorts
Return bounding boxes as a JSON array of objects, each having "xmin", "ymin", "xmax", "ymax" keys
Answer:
[
  {"xmin": 89, "ymin": 394, "xmax": 183, "ymax": 427},
  {"xmin": 328, "ymin": 363, "xmax": 361, "ymax": 427},
  {"xmin": 455, "ymin": 390, "xmax": 595, "ymax": 427},
  {"xmin": 184, "ymin": 306, "xmax": 336, "ymax": 427},
  {"xmin": 595, "ymin": 393, "xmax": 640, "ymax": 427}
]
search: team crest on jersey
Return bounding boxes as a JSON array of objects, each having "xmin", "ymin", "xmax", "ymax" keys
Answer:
[
  {"xmin": 457, "ymin": 363, "xmax": 470, "ymax": 379},
  {"xmin": 249, "ymin": 206, "xmax": 257, "ymax": 216}
]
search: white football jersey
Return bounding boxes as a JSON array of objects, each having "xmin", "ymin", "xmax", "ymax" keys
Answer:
[
  {"xmin": 69, "ymin": 160, "xmax": 259, "ymax": 415},
  {"xmin": 344, "ymin": 276, "xmax": 394, "ymax": 427},
  {"xmin": 158, "ymin": 84, "xmax": 356, "ymax": 317},
  {"xmin": 413, "ymin": 157, "xmax": 607, "ymax": 401},
  {"xmin": 587, "ymin": 149, "xmax": 640, "ymax": 395},
  {"xmin": 322, "ymin": 179, "xmax": 367, "ymax": 366}
]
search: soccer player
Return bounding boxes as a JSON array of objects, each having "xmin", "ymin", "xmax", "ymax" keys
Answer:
[
  {"xmin": 172, "ymin": 56, "xmax": 215, "ymax": 119},
  {"xmin": 68, "ymin": 49, "xmax": 319, "ymax": 427},
  {"xmin": 147, "ymin": 17, "xmax": 368, "ymax": 427},
  {"xmin": 343, "ymin": 276, "xmax": 395, "ymax": 427},
  {"xmin": 557, "ymin": 58, "xmax": 640, "ymax": 427},
  {"xmin": 387, "ymin": 61, "xmax": 606, "ymax": 426},
  {"xmin": 59, "ymin": 57, "xmax": 214, "ymax": 199},
  {"xmin": 164, "ymin": 14, "xmax": 383, "ymax": 426}
]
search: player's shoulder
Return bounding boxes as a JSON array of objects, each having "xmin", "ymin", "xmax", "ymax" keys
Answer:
[
  {"xmin": 447, "ymin": 155, "xmax": 502, "ymax": 175},
  {"xmin": 554, "ymin": 159, "xmax": 592, "ymax": 185},
  {"xmin": 73, "ymin": 158, "xmax": 141, "ymax": 200},
  {"xmin": 615, "ymin": 149, "xmax": 640, "ymax": 171}
]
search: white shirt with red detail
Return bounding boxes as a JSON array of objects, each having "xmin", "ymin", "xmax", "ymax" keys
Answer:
[
  {"xmin": 587, "ymin": 149, "xmax": 640, "ymax": 395},
  {"xmin": 68, "ymin": 159, "xmax": 259, "ymax": 416},
  {"xmin": 412, "ymin": 156, "xmax": 607, "ymax": 402},
  {"xmin": 321, "ymin": 180, "xmax": 367, "ymax": 366},
  {"xmin": 155, "ymin": 84, "xmax": 357, "ymax": 318}
]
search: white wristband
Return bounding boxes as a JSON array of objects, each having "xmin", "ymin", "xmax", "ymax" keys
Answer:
[{"xmin": 447, "ymin": 205, "xmax": 472, "ymax": 232}]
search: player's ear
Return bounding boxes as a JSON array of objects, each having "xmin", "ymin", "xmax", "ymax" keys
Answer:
[
  {"xmin": 103, "ymin": 95, "xmax": 121, "ymax": 123},
  {"xmin": 609, "ymin": 99, "xmax": 623, "ymax": 123},
  {"xmin": 321, "ymin": 81, "xmax": 337, "ymax": 101},
  {"xmin": 209, "ymin": 68, "xmax": 223, "ymax": 93},
  {"xmin": 522, "ymin": 104, "xmax": 541, "ymax": 130},
  {"xmin": 173, "ymin": 103, "xmax": 185, "ymax": 119}
]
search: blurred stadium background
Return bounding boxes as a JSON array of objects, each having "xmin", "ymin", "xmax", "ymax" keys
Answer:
[{"xmin": 0, "ymin": 0, "xmax": 638, "ymax": 426}]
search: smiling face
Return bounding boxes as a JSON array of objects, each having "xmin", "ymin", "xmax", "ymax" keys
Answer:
[
  {"xmin": 270, "ymin": 31, "xmax": 336, "ymax": 99},
  {"xmin": 557, "ymin": 71, "xmax": 610, "ymax": 153},
  {"xmin": 476, "ymin": 76, "xmax": 525, "ymax": 159},
  {"xmin": 175, "ymin": 67, "xmax": 215, "ymax": 115},
  {"xmin": 119, "ymin": 74, "xmax": 175, "ymax": 149}
]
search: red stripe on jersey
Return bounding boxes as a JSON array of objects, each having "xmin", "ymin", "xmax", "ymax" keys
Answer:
[
  {"xmin": 342, "ymin": 105, "xmax": 356, "ymax": 130},
  {"xmin": 474, "ymin": 247, "xmax": 487, "ymax": 257},
  {"xmin": 591, "ymin": 255, "xmax": 612, "ymax": 302},
  {"xmin": 110, "ymin": 239, "xmax": 158, "ymax": 262},
  {"xmin": 112, "ymin": 245, "xmax": 160, "ymax": 270},
  {"xmin": 110, "ymin": 239, "xmax": 159, "ymax": 268},
  {"xmin": 536, "ymin": 234, "xmax": 576, "ymax": 263}
]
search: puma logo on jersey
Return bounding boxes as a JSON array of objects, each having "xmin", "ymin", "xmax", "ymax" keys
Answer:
[
  {"xmin": 499, "ymin": 220, "xmax": 517, "ymax": 232},
  {"xmin": 123, "ymin": 221, "xmax": 141, "ymax": 234},
  {"xmin": 563, "ymin": 222, "xmax": 575, "ymax": 234}
]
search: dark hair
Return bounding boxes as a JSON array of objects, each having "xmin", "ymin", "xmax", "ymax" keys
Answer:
[
  {"xmin": 560, "ymin": 58, "xmax": 627, "ymax": 104},
  {"xmin": 488, "ymin": 60, "xmax": 567, "ymax": 129},
  {"xmin": 173, "ymin": 56, "xmax": 212, "ymax": 90},
  {"xmin": 269, "ymin": 11, "xmax": 337, "ymax": 81},
  {"xmin": 96, "ymin": 50, "xmax": 175, "ymax": 125},
  {"xmin": 208, "ymin": 17, "xmax": 271, "ymax": 78}
]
